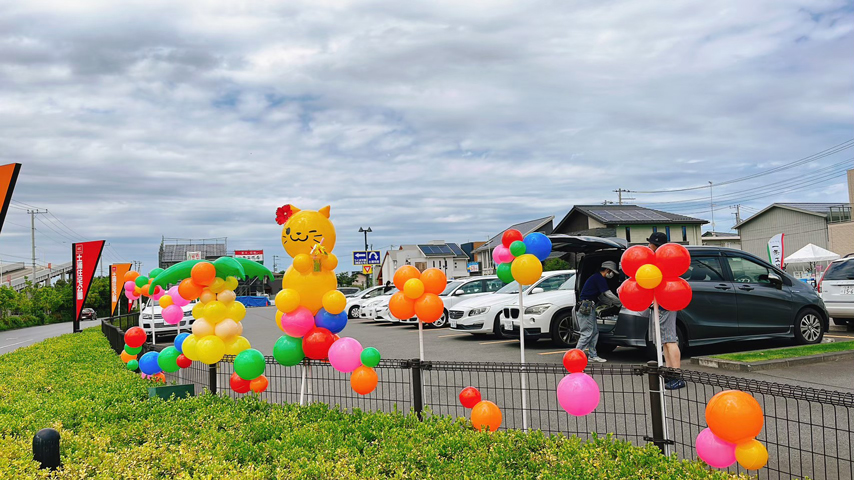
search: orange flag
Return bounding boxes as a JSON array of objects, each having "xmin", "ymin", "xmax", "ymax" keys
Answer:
[
  {"xmin": 110, "ymin": 263, "xmax": 132, "ymax": 316},
  {"xmin": 0, "ymin": 163, "xmax": 21, "ymax": 235}
]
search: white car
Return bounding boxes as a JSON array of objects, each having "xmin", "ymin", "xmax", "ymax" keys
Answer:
[
  {"xmin": 139, "ymin": 300, "xmax": 197, "ymax": 343},
  {"xmin": 819, "ymin": 256, "xmax": 854, "ymax": 326},
  {"xmin": 346, "ymin": 286, "xmax": 388, "ymax": 319},
  {"xmin": 363, "ymin": 291, "xmax": 397, "ymax": 322},
  {"xmin": 448, "ymin": 270, "xmax": 576, "ymax": 336},
  {"xmin": 500, "ymin": 273, "xmax": 578, "ymax": 346}
]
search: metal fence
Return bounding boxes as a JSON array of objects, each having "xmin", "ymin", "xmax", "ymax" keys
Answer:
[{"xmin": 102, "ymin": 314, "xmax": 853, "ymax": 480}]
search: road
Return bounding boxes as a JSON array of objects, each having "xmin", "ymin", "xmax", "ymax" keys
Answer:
[{"xmin": 0, "ymin": 319, "xmax": 101, "ymax": 355}]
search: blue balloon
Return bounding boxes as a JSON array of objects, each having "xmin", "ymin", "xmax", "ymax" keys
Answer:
[
  {"xmin": 314, "ymin": 309, "xmax": 348, "ymax": 334},
  {"xmin": 174, "ymin": 333, "xmax": 190, "ymax": 354},
  {"xmin": 524, "ymin": 233, "xmax": 553, "ymax": 261},
  {"xmin": 139, "ymin": 351, "xmax": 162, "ymax": 375}
]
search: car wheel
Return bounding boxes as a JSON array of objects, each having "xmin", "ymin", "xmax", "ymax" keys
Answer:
[
  {"xmin": 348, "ymin": 306, "xmax": 359, "ymax": 319},
  {"xmin": 492, "ymin": 314, "xmax": 506, "ymax": 338},
  {"xmin": 794, "ymin": 308, "xmax": 824, "ymax": 345},
  {"xmin": 429, "ymin": 311, "xmax": 448, "ymax": 329},
  {"xmin": 550, "ymin": 312, "xmax": 575, "ymax": 347}
]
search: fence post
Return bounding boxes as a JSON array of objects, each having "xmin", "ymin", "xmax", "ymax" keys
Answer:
[
  {"xmin": 645, "ymin": 361, "xmax": 671, "ymax": 454},
  {"xmin": 209, "ymin": 363, "xmax": 218, "ymax": 394},
  {"xmin": 410, "ymin": 359, "xmax": 423, "ymax": 420}
]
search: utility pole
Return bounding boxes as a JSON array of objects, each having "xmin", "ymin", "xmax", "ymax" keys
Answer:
[
  {"xmin": 730, "ymin": 205, "xmax": 741, "ymax": 225},
  {"xmin": 613, "ymin": 189, "xmax": 635, "ymax": 205},
  {"xmin": 28, "ymin": 209, "xmax": 47, "ymax": 285},
  {"xmin": 708, "ymin": 182, "xmax": 715, "ymax": 233}
]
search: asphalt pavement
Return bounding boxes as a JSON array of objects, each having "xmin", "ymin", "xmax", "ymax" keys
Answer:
[{"xmin": 0, "ymin": 319, "xmax": 101, "ymax": 355}]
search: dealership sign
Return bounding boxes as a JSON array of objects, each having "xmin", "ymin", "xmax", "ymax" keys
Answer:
[
  {"xmin": 73, "ymin": 240, "xmax": 104, "ymax": 332},
  {"xmin": 235, "ymin": 249, "xmax": 264, "ymax": 263}
]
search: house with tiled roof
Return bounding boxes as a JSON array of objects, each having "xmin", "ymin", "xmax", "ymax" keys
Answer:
[{"xmin": 553, "ymin": 205, "xmax": 708, "ymax": 246}]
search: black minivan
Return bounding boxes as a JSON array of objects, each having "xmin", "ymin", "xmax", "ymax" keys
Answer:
[{"xmin": 549, "ymin": 235, "xmax": 830, "ymax": 356}]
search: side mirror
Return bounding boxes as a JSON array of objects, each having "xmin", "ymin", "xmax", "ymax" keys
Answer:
[
  {"xmin": 767, "ymin": 272, "xmax": 783, "ymax": 289},
  {"xmin": 530, "ymin": 287, "xmax": 545, "ymax": 295},
  {"xmin": 453, "ymin": 290, "xmax": 465, "ymax": 296}
]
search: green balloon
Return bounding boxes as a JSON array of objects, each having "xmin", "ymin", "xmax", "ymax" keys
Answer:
[
  {"xmin": 157, "ymin": 346, "xmax": 181, "ymax": 373},
  {"xmin": 127, "ymin": 359, "xmax": 139, "ymax": 371},
  {"xmin": 149, "ymin": 268, "xmax": 165, "ymax": 278},
  {"xmin": 134, "ymin": 276, "xmax": 149, "ymax": 288},
  {"xmin": 273, "ymin": 335, "xmax": 304, "ymax": 367},
  {"xmin": 497, "ymin": 263, "xmax": 514, "ymax": 283},
  {"xmin": 360, "ymin": 347, "xmax": 381, "ymax": 368},
  {"xmin": 124, "ymin": 344, "xmax": 142, "ymax": 355},
  {"xmin": 234, "ymin": 349, "xmax": 266, "ymax": 380},
  {"xmin": 510, "ymin": 240, "xmax": 526, "ymax": 257}
]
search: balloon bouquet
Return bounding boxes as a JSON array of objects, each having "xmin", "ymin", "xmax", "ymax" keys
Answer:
[
  {"xmin": 697, "ymin": 390, "xmax": 768, "ymax": 471},
  {"xmin": 492, "ymin": 229, "xmax": 552, "ymax": 285},
  {"xmin": 272, "ymin": 205, "xmax": 381, "ymax": 396},
  {"xmin": 388, "ymin": 265, "xmax": 447, "ymax": 360},
  {"xmin": 557, "ymin": 349, "xmax": 600, "ymax": 416},
  {"xmin": 459, "ymin": 387, "xmax": 503, "ymax": 432}
]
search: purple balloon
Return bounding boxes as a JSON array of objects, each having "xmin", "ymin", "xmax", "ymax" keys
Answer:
[
  {"xmin": 167, "ymin": 285, "xmax": 191, "ymax": 307},
  {"xmin": 696, "ymin": 428, "xmax": 736, "ymax": 468},
  {"xmin": 162, "ymin": 304, "xmax": 184, "ymax": 325},
  {"xmin": 557, "ymin": 372, "xmax": 601, "ymax": 416},
  {"xmin": 327, "ymin": 337, "xmax": 364, "ymax": 373},
  {"xmin": 493, "ymin": 245, "xmax": 514, "ymax": 264},
  {"xmin": 281, "ymin": 306, "xmax": 315, "ymax": 338}
]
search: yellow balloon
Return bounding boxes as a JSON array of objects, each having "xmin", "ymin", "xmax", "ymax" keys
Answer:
[
  {"xmin": 229, "ymin": 301, "xmax": 247, "ymax": 322},
  {"xmin": 511, "ymin": 254, "xmax": 543, "ymax": 285},
  {"xmin": 209, "ymin": 277, "xmax": 227, "ymax": 294},
  {"xmin": 735, "ymin": 440, "xmax": 768, "ymax": 470},
  {"xmin": 225, "ymin": 276, "xmax": 239, "ymax": 291},
  {"xmin": 192, "ymin": 318, "xmax": 214, "ymax": 338},
  {"xmin": 215, "ymin": 319, "xmax": 241, "ymax": 342},
  {"xmin": 181, "ymin": 334, "xmax": 199, "ymax": 361},
  {"xmin": 217, "ymin": 289, "xmax": 236, "ymax": 304},
  {"xmin": 276, "ymin": 289, "xmax": 301, "ymax": 313},
  {"xmin": 192, "ymin": 302, "xmax": 204, "ymax": 319},
  {"xmin": 403, "ymin": 278, "xmax": 425, "ymax": 300},
  {"xmin": 204, "ymin": 301, "xmax": 227, "ymax": 324},
  {"xmin": 159, "ymin": 295, "xmax": 173, "ymax": 308},
  {"xmin": 196, "ymin": 335, "xmax": 226, "ymax": 364},
  {"xmin": 199, "ymin": 289, "xmax": 217, "ymax": 304},
  {"xmin": 293, "ymin": 254, "xmax": 313, "ymax": 273},
  {"xmin": 321, "ymin": 290, "xmax": 346, "ymax": 315},
  {"xmin": 224, "ymin": 335, "xmax": 251, "ymax": 356},
  {"xmin": 275, "ymin": 310, "xmax": 284, "ymax": 331},
  {"xmin": 636, "ymin": 264, "xmax": 663, "ymax": 290},
  {"xmin": 282, "ymin": 267, "xmax": 337, "ymax": 315}
]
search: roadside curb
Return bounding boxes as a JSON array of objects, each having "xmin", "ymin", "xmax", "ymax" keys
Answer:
[{"xmin": 691, "ymin": 349, "xmax": 854, "ymax": 372}]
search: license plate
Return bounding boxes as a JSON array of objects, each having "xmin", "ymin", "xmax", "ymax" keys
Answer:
[
  {"xmin": 450, "ymin": 321, "xmax": 457, "ymax": 328},
  {"xmin": 843, "ymin": 286, "xmax": 854, "ymax": 295}
]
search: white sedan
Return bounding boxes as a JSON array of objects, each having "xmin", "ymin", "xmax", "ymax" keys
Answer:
[
  {"xmin": 346, "ymin": 286, "xmax": 388, "ymax": 319},
  {"xmin": 500, "ymin": 274, "xmax": 577, "ymax": 346}
]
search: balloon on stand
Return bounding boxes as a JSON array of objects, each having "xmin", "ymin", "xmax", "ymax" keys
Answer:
[
  {"xmin": 635, "ymin": 264, "xmax": 663, "ymax": 289},
  {"xmin": 150, "ymin": 287, "xmax": 165, "ymax": 301},
  {"xmin": 523, "ymin": 232, "xmax": 552, "ymax": 261},
  {"xmin": 459, "ymin": 387, "xmax": 482, "ymax": 409},
  {"xmin": 224, "ymin": 336, "xmax": 251, "ymax": 356},
  {"xmin": 470, "ymin": 400, "xmax": 502, "ymax": 432},
  {"xmin": 695, "ymin": 428, "xmax": 737, "ymax": 468},
  {"xmin": 181, "ymin": 335, "xmax": 199, "ymax": 361},
  {"xmin": 120, "ymin": 350, "xmax": 137, "ymax": 364},
  {"xmin": 215, "ymin": 319, "xmax": 241, "ymax": 342},
  {"xmin": 196, "ymin": 335, "xmax": 226, "ymax": 364},
  {"xmin": 328, "ymin": 337, "xmax": 364, "ymax": 373},
  {"xmin": 199, "ymin": 289, "xmax": 216, "ymax": 304},
  {"xmin": 168, "ymin": 286, "xmax": 191, "ymax": 307},
  {"xmin": 562, "ymin": 349, "xmax": 588, "ymax": 373},
  {"xmin": 273, "ymin": 335, "xmax": 304, "ymax": 366},
  {"xmin": 414, "ymin": 293, "xmax": 443, "ymax": 323},
  {"xmin": 276, "ymin": 289, "xmax": 301, "ymax": 314},
  {"xmin": 393, "ymin": 265, "xmax": 421, "ymax": 291},
  {"xmin": 350, "ymin": 366, "xmax": 378, "ymax": 395},
  {"xmin": 192, "ymin": 319, "xmax": 215, "ymax": 338},
  {"xmin": 315, "ymin": 309, "xmax": 348, "ymax": 334},
  {"xmin": 509, "ymin": 240, "xmax": 526, "ymax": 257},
  {"xmin": 234, "ymin": 348, "xmax": 266, "ymax": 380},
  {"xmin": 228, "ymin": 301, "xmax": 246, "ymax": 322},
  {"xmin": 217, "ymin": 289, "xmax": 236, "ymax": 304},
  {"xmin": 511, "ymin": 254, "xmax": 543, "ymax": 285},
  {"xmin": 124, "ymin": 327, "xmax": 147, "ymax": 349},
  {"xmin": 302, "ymin": 327, "xmax": 335, "ymax": 360},
  {"xmin": 209, "ymin": 277, "xmax": 227, "ymax": 294},
  {"xmin": 705, "ymin": 390, "xmax": 764, "ymax": 444},
  {"xmin": 492, "ymin": 245, "xmax": 514, "ymax": 264},
  {"xmin": 404, "ymin": 278, "xmax": 425, "ymax": 300},
  {"xmin": 496, "ymin": 263, "xmax": 514, "ymax": 283},
  {"xmin": 501, "ymin": 229, "xmax": 523, "ymax": 248},
  {"xmin": 321, "ymin": 290, "xmax": 347, "ymax": 315},
  {"xmin": 124, "ymin": 280, "xmax": 136, "ymax": 292},
  {"xmin": 618, "ymin": 279, "xmax": 655, "ymax": 312},
  {"xmin": 191, "ymin": 262, "xmax": 216, "ymax": 286},
  {"xmin": 735, "ymin": 439, "xmax": 768, "ymax": 470},
  {"xmin": 151, "ymin": 373, "xmax": 166, "ymax": 383},
  {"xmin": 159, "ymin": 295, "xmax": 174, "ymax": 308},
  {"xmin": 620, "ymin": 246, "xmax": 656, "ymax": 278},
  {"xmin": 124, "ymin": 344, "xmax": 142, "ymax": 356},
  {"xmin": 420, "ymin": 268, "xmax": 447, "ymax": 295},
  {"xmin": 126, "ymin": 359, "xmax": 139, "ymax": 371},
  {"xmin": 655, "ymin": 278, "xmax": 693, "ymax": 311},
  {"xmin": 157, "ymin": 346, "xmax": 181, "ymax": 373},
  {"xmin": 281, "ymin": 306, "xmax": 315, "ymax": 338},
  {"xmin": 656, "ymin": 243, "xmax": 691, "ymax": 277},
  {"xmin": 178, "ymin": 278, "xmax": 203, "ymax": 301},
  {"xmin": 176, "ymin": 354, "xmax": 192, "ymax": 369},
  {"xmin": 557, "ymin": 372, "xmax": 600, "ymax": 416},
  {"xmin": 123, "ymin": 271, "xmax": 140, "ymax": 283},
  {"xmin": 134, "ymin": 276, "xmax": 149, "ymax": 288},
  {"xmin": 250, "ymin": 375, "xmax": 269, "ymax": 393},
  {"xmin": 360, "ymin": 347, "xmax": 381, "ymax": 368},
  {"xmin": 389, "ymin": 292, "xmax": 416, "ymax": 320},
  {"xmin": 161, "ymin": 305, "xmax": 184, "ymax": 325},
  {"xmin": 204, "ymin": 301, "xmax": 227, "ymax": 323},
  {"xmin": 230, "ymin": 372, "xmax": 251, "ymax": 393},
  {"xmin": 139, "ymin": 351, "xmax": 161, "ymax": 375}
]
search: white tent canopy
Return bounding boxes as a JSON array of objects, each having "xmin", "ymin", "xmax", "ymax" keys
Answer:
[{"xmin": 784, "ymin": 243, "xmax": 841, "ymax": 264}]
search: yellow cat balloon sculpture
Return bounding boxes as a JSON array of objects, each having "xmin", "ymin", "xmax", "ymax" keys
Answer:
[{"xmin": 275, "ymin": 204, "xmax": 339, "ymax": 315}]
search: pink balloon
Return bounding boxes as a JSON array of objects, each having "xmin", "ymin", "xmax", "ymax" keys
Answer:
[
  {"xmin": 281, "ymin": 306, "xmax": 315, "ymax": 338},
  {"xmin": 493, "ymin": 245, "xmax": 514, "ymax": 264},
  {"xmin": 127, "ymin": 291, "xmax": 140, "ymax": 301},
  {"xmin": 151, "ymin": 287, "xmax": 165, "ymax": 301},
  {"xmin": 167, "ymin": 286, "xmax": 190, "ymax": 307},
  {"xmin": 162, "ymin": 304, "xmax": 184, "ymax": 325},
  {"xmin": 124, "ymin": 280, "xmax": 136, "ymax": 292},
  {"xmin": 327, "ymin": 337, "xmax": 364, "ymax": 373},
  {"xmin": 696, "ymin": 428, "xmax": 736, "ymax": 468},
  {"xmin": 557, "ymin": 372, "xmax": 600, "ymax": 416}
]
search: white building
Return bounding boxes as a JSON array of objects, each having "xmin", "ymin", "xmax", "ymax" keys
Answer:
[{"xmin": 378, "ymin": 241, "xmax": 470, "ymax": 284}]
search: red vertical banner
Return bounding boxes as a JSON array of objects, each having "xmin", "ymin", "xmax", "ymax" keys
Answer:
[
  {"xmin": 73, "ymin": 240, "xmax": 105, "ymax": 332},
  {"xmin": 110, "ymin": 263, "xmax": 131, "ymax": 316}
]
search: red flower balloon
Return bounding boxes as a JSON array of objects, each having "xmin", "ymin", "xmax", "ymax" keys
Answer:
[
  {"xmin": 562, "ymin": 349, "xmax": 588, "ymax": 373},
  {"xmin": 459, "ymin": 387, "xmax": 482, "ymax": 409},
  {"xmin": 501, "ymin": 229, "xmax": 523, "ymax": 248},
  {"xmin": 618, "ymin": 279, "xmax": 656, "ymax": 311},
  {"xmin": 619, "ymin": 244, "xmax": 693, "ymax": 312},
  {"xmin": 655, "ymin": 244, "xmax": 691, "ymax": 278},
  {"xmin": 621, "ymin": 246, "xmax": 655, "ymax": 278},
  {"xmin": 655, "ymin": 278, "xmax": 693, "ymax": 311}
]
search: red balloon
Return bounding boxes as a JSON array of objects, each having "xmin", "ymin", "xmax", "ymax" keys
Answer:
[
  {"xmin": 501, "ymin": 229, "xmax": 524, "ymax": 248},
  {"xmin": 562, "ymin": 349, "xmax": 588, "ymax": 373},
  {"xmin": 176, "ymin": 354, "xmax": 192, "ymax": 369},
  {"xmin": 459, "ymin": 387, "xmax": 482, "ymax": 409},
  {"xmin": 655, "ymin": 278, "xmax": 693, "ymax": 311},
  {"xmin": 619, "ymin": 279, "xmax": 654, "ymax": 312},
  {"xmin": 124, "ymin": 327, "xmax": 147, "ymax": 349},
  {"xmin": 302, "ymin": 327, "xmax": 335, "ymax": 360},
  {"xmin": 230, "ymin": 372, "xmax": 251, "ymax": 393},
  {"xmin": 656, "ymin": 244, "xmax": 691, "ymax": 278},
  {"xmin": 620, "ymin": 246, "xmax": 655, "ymax": 278}
]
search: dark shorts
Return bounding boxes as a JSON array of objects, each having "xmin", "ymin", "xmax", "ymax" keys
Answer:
[{"xmin": 648, "ymin": 308, "xmax": 678, "ymax": 344}]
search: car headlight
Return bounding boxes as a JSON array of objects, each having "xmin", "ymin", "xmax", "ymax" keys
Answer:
[
  {"xmin": 525, "ymin": 304, "xmax": 552, "ymax": 315},
  {"xmin": 469, "ymin": 307, "xmax": 489, "ymax": 316}
]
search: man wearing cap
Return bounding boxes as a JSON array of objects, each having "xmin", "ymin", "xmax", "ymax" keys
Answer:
[
  {"xmin": 576, "ymin": 260, "xmax": 622, "ymax": 363},
  {"xmin": 647, "ymin": 232, "xmax": 686, "ymax": 390}
]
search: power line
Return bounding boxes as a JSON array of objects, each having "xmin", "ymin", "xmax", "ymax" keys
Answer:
[{"xmin": 46, "ymin": 211, "xmax": 87, "ymax": 240}]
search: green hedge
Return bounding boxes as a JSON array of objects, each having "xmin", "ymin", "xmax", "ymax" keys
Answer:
[{"xmin": 0, "ymin": 330, "xmax": 744, "ymax": 479}]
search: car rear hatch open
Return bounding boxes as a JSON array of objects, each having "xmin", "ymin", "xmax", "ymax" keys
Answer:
[{"xmin": 548, "ymin": 235, "xmax": 627, "ymax": 255}]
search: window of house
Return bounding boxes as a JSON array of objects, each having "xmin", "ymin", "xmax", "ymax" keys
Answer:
[
  {"xmin": 652, "ymin": 226, "xmax": 658, "ymax": 233},
  {"xmin": 665, "ymin": 226, "xmax": 671, "ymax": 241},
  {"xmin": 625, "ymin": 227, "xmax": 631, "ymax": 243},
  {"xmin": 682, "ymin": 226, "xmax": 688, "ymax": 242}
]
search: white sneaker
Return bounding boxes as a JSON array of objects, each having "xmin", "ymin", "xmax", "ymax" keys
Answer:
[{"xmin": 591, "ymin": 356, "xmax": 608, "ymax": 363}]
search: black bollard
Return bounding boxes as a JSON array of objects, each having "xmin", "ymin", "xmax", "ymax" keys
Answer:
[{"xmin": 33, "ymin": 428, "xmax": 61, "ymax": 470}]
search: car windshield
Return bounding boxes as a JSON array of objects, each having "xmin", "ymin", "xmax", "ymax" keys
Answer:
[
  {"xmin": 823, "ymin": 260, "xmax": 854, "ymax": 280},
  {"xmin": 440, "ymin": 281, "xmax": 464, "ymax": 296},
  {"xmin": 558, "ymin": 275, "xmax": 577, "ymax": 290},
  {"xmin": 496, "ymin": 281, "xmax": 521, "ymax": 294}
]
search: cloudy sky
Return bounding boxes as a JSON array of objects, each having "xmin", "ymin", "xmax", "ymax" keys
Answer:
[{"xmin": 0, "ymin": 0, "xmax": 852, "ymax": 275}]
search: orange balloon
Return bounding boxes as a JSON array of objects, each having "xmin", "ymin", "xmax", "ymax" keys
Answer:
[
  {"xmin": 123, "ymin": 271, "xmax": 140, "ymax": 283},
  {"xmin": 178, "ymin": 278, "xmax": 204, "ymax": 301},
  {"xmin": 140, "ymin": 284, "xmax": 151, "ymax": 297},
  {"xmin": 705, "ymin": 390, "xmax": 764, "ymax": 444},
  {"xmin": 393, "ymin": 265, "xmax": 421, "ymax": 291},
  {"xmin": 133, "ymin": 286, "xmax": 142, "ymax": 296},
  {"xmin": 350, "ymin": 366, "xmax": 378, "ymax": 395},
  {"xmin": 470, "ymin": 400, "xmax": 502, "ymax": 432},
  {"xmin": 191, "ymin": 262, "xmax": 217, "ymax": 286},
  {"xmin": 151, "ymin": 372, "xmax": 166, "ymax": 383},
  {"xmin": 120, "ymin": 351, "xmax": 137, "ymax": 363},
  {"xmin": 414, "ymin": 293, "xmax": 444, "ymax": 323},
  {"xmin": 388, "ymin": 292, "xmax": 416, "ymax": 320},
  {"xmin": 420, "ymin": 268, "xmax": 447, "ymax": 295},
  {"xmin": 250, "ymin": 375, "xmax": 269, "ymax": 393}
]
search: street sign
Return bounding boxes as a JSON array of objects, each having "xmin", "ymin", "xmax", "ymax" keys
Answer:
[
  {"xmin": 187, "ymin": 251, "xmax": 202, "ymax": 261},
  {"xmin": 467, "ymin": 262, "xmax": 480, "ymax": 273},
  {"xmin": 353, "ymin": 251, "xmax": 381, "ymax": 265},
  {"xmin": 235, "ymin": 250, "xmax": 264, "ymax": 263},
  {"xmin": 362, "ymin": 266, "xmax": 373, "ymax": 274}
]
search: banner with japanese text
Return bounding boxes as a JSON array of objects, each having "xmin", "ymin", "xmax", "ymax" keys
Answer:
[
  {"xmin": 110, "ymin": 263, "xmax": 132, "ymax": 316},
  {"xmin": 73, "ymin": 240, "xmax": 104, "ymax": 332}
]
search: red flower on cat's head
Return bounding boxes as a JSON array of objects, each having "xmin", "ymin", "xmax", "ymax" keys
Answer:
[{"xmin": 276, "ymin": 205, "xmax": 294, "ymax": 225}]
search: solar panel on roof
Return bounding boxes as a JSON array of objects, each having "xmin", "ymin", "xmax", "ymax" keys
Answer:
[{"xmin": 448, "ymin": 244, "xmax": 465, "ymax": 257}]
